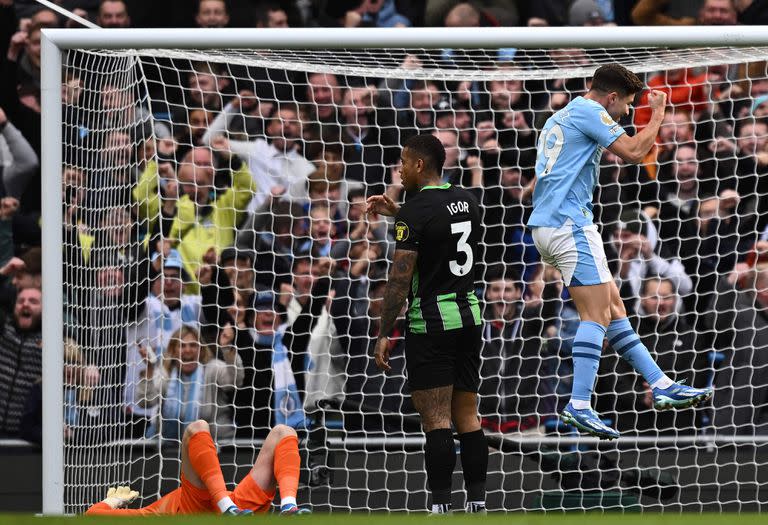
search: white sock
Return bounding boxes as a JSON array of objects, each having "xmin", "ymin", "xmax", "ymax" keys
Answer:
[
  {"xmin": 466, "ymin": 500, "xmax": 486, "ymax": 511},
  {"xmin": 216, "ymin": 496, "xmax": 236, "ymax": 513},
  {"xmin": 430, "ymin": 503, "xmax": 451, "ymax": 514},
  {"xmin": 570, "ymin": 399, "xmax": 591, "ymax": 410},
  {"xmin": 650, "ymin": 376, "xmax": 675, "ymax": 390},
  {"xmin": 281, "ymin": 496, "xmax": 297, "ymax": 508}
]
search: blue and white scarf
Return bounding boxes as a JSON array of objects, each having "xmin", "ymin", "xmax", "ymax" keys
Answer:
[
  {"xmin": 252, "ymin": 326, "xmax": 308, "ymax": 429},
  {"xmin": 64, "ymin": 388, "xmax": 79, "ymax": 428},
  {"xmin": 157, "ymin": 365, "xmax": 204, "ymax": 440}
]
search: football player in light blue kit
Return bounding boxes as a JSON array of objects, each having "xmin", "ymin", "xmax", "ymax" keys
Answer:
[{"xmin": 527, "ymin": 64, "xmax": 713, "ymax": 440}]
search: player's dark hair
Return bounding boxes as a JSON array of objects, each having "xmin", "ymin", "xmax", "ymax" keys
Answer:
[
  {"xmin": 590, "ymin": 64, "xmax": 644, "ymax": 96},
  {"xmin": 404, "ymin": 133, "xmax": 446, "ymax": 174}
]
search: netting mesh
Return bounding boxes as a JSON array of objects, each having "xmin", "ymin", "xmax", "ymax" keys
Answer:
[
  {"xmin": 95, "ymin": 46, "xmax": 768, "ymax": 80},
  {"xmin": 58, "ymin": 45, "xmax": 768, "ymax": 514}
]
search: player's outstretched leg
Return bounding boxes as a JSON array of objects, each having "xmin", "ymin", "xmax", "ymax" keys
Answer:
[
  {"xmin": 245, "ymin": 424, "xmax": 310, "ymax": 515},
  {"xmin": 183, "ymin": 420, "xmax": 250, "ymax": 515},
  {"xmin": 412, "ymin": 386, "xmax": 455, "ymax": 514},
  {"xmin": 452, "ymin": 391, "xmax": 487, "ymax": 514},
  {"xmin": 562, "ymin": 283, "xmax": 619, "ymax": 440},
  {"xmin": 605, "ymin": 283, "xmax": 713, "ymax": 410}
]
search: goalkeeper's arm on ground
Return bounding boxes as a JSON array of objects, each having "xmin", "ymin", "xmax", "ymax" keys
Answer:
[{"xmin": 86, "ymin": 486, "xmax": 141, "ymax": 515}]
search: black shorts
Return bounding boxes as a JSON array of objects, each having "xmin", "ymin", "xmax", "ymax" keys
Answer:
[{"xmin": 405, "ymin": 325, "xmax": 482, "ymax": 392}]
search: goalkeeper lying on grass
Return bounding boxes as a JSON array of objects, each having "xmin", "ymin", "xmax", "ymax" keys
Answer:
[{"xmin": 86, "ymin": 420, "xmax": 310, "ymax": 515}]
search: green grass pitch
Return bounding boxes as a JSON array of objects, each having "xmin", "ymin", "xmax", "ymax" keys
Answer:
[{"xmin": 0, "ymin": 514, "xmax": 764, "ymax": 525}]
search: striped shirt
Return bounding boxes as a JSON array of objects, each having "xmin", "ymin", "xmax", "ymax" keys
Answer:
[{"xmin": 394, "ymin": 183, "xmax": 482, "ymax": 334}]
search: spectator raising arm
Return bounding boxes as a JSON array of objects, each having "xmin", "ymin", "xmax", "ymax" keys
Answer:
[
  {"xmin": 0, "ymin": 107, "xmax": 38, "ymax": 199},
  {"xmin": 201, "ymin": 99, "xmax": 257, "ymax": 159},
  {"xmin": 0, "ymin": 197, "xmax": 18, "ymax": 268},
  {"xmin": 158, "ymin": 147, "xmax": 257, "ymax": 285}
]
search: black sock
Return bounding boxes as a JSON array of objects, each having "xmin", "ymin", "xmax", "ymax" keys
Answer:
[
  {"xmin": 424, "ymin": 428, "xmax": 456, "ymax": 505},
  {"xmin": 458, "ymin": 429, "xmax": 488, "ymax": 503}
]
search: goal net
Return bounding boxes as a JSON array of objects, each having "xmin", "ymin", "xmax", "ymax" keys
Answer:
[{"xmin": 53, "ymin": 38, "xmax": 768, "ymax": 513}]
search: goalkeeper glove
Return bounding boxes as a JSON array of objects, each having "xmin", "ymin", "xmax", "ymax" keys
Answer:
[{"xmin": 102, "ymin": 486, "xmax": 140, "ymax": 509}]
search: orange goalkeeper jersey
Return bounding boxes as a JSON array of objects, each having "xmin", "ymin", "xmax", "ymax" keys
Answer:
[{"xmin": 85, "ymin": 474, "xmax": 275, "ymax": 516}]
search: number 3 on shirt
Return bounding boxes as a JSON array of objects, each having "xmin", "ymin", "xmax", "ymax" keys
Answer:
[
  {"xmin": 450, "ymin": 221, "xmax": 473, "ymax": 276},
  {"xmin": 537, "ymin": 123, "xmax": 564, "ymax": 177}
]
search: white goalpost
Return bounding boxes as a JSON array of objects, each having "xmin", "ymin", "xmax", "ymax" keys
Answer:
[{"xmin": 41, "ymin": 26, "xmax": 768, "ymax": 515}]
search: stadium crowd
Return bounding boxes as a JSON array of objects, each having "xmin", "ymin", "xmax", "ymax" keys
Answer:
[{"xmin": 0, "ymin": 0, "xmax": 768, "ymax": 451}]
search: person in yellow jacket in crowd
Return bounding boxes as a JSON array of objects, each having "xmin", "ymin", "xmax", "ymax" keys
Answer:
[{"xmin": 133, "ymin": 140, "xmax": 256, "ymax": 291}]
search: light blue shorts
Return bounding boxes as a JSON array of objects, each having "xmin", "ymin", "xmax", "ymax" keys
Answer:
[{"xmin": 531, "ymin": 222, "xmax": 612, "ymax": 287}]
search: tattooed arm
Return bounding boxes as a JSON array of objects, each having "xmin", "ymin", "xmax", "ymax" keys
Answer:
[{"xmin": 374, "ymin": 249, "xmax": 417, "ymax": 371}]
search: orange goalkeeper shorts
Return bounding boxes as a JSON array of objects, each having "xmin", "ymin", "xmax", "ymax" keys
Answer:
[
  {"xmin": 138, "ymin": 473, "xmax": 275, "ymax": 515},
  {"xmin": 230, "ymin": 473, "xmax": 276, "ymax": 514}
]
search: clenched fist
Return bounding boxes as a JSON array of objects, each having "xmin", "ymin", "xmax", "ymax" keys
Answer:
[{"xmin": 647, "ymin": 90, "xmax": 667, "ymax": 114}]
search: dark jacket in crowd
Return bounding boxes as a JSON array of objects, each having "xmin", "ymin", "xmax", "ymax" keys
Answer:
[
  {"xmin": 0, "ymin": 312, "xmax": 42, "ymax": 437},
  {"xmin": 711, "ymin": 277, "xmax": 768, "ymax": 435}
]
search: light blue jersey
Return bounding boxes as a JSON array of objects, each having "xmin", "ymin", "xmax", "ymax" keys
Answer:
[{"xmin": 528, "ymin": 96, "xmax": 625, "ymax": 228}]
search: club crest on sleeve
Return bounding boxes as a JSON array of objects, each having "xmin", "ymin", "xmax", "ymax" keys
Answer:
[
  {"xmin": 395, "ymin": 221, "xmax": 409, "ymax": 241},
  {"xmin": 599, "ymin": 111, "xmax": 614, "ymax": 126}
]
